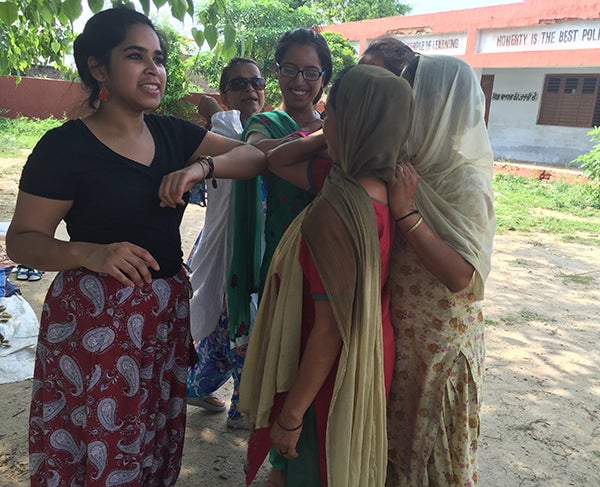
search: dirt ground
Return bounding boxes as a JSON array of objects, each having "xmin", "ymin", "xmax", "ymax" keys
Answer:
[{"xmin": 0, "ymin": 154, "xmax": 599, "ymax": 486}]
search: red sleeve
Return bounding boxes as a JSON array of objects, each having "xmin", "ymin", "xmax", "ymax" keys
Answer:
[
  {"xmin": 307, "ymin": 157, "xmax": 334, "ymax": 194},
  {"xmin": 299, "ymin": 238, "xmax": 327, "ymax": 299}
]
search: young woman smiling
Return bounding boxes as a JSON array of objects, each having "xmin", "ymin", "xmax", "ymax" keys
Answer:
[
  {"xmin": 224, "ymin": 28, "xmax": 333, "ymax": 487},
  {"xmin": 6, "ymin": 8, "xmax": 264, "ymax": 486}
]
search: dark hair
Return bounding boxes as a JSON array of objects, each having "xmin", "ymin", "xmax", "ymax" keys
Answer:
[
  {"xmin": 218, "ymin": 57, "xmax": 260, "ymax": 94},
  {"xmin": 274, "ymin": 28, "xmax": 333, "ymax": 105},
  {"xmin": 73, "ymin": 7, "xmax": 167, "ymax": 109},
  {"xmin": 326, "ymin": 65, "xmax": 354, "ymax": 112},
  {"xmin": 362, "ymin": 36, "xmax": 417, "ymax": 77}
]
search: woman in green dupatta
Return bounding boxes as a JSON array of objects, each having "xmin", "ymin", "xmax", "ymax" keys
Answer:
[
  {"xmin": 239, "ymin": 64, "xmax": 413, "ymax": 486},
  {"xmin": 226, "ymin": 29, "xmax": 333, "ymax": 353}
]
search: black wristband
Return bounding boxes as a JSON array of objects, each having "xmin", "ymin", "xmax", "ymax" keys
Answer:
[
  {"xmin": 396, "ymin": 209, "xmax": 419, "ymax": 222},
  {"xmin": 276, "ymin": 417, "xmax": 303, "ymax": 432}
]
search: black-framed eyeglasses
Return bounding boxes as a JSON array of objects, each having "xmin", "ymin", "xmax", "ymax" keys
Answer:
[
  {"xmin": 226, "ymin": 77, "xmax": 266, "ymax": 92},
  {"xmin": 276, "ymin": 63, "xmax": 326, "ymax": 81}
]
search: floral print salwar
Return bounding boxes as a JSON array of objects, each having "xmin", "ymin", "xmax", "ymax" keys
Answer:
[
  {"xmin": 386, "ymin": 237, "xmax": 485, "ymax": 487},
  {"xmin": 29, "ymin": 268, "xmax": 193, "ymax": 487}
]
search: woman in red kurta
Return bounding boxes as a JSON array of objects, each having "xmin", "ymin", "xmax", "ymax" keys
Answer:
[
  {"xmin": 239, "ymin": 65, "xmax": 414, "ymax": 487},
  {"xmin": 292, "ymin": 198, "xmax": 395, "ymax": 484}
]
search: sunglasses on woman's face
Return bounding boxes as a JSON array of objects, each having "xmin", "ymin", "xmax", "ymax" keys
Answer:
[{"xmin": 226, "ymin": 77, "xmax": 266, "ymax": 92}]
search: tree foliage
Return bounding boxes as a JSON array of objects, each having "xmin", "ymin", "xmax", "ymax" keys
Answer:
[
  {"xmin": 203, "ymin": 0, "xmax": 320, "ymax": 66},
  {"xmin": 320, "ymin": 31, "xmax": 358, "ymax": 80},
  {"xmin": 0, "ymin": 0, "xmax": 409, "ymax": 81},
  {"xmin": 0, "ymin": 0, "xmax": 195, "ymax": 76},
  {"xmin": 573, "ymin": 126, "xmax": 600, "ymax": 184},
  {"xmin": 193, "ymin": 0, "xmax": 411, "ymax": 59},
  {"xmin": 155, "ymin": 22, "xmax": 196, "ymax": 117},
  {"xmin": 0, "ymin": 0, "xmax": 75, "ymax": 75},
  {"xmin": 310, "ymin": 0, "xmax": 411, "ymax": 23},
  {"xmin": 191, "ymin": 0, "xmax": 357, "ymax": 107}
]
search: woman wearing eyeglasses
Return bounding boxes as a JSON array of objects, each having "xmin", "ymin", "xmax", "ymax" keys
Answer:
[
  {"xmin": 225, "ymin": 27, "xmax": 333, "ymax": 487},
  {"xmin": 186, "ymin": 57, "xmax": 266, "ymax": 428}
]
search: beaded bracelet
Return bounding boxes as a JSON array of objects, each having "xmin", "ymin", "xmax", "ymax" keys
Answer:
[
  {"xmin": 396, "ymin": 209, "xmax": 419, "ymax": 222},
  {"xmin": 196, "ymin": 156, "xmax": 217, "ymax": 188},
  {"xmin": 195, "ymin": 159, "xmax": 209, "ymax": 179},
  {"xmin": 406, "ymin": 216, "xmax": 424, "ymax": 234},
  {"xmin": 277, "ymin": 417, "xmax": 303, "ymax": 432}
]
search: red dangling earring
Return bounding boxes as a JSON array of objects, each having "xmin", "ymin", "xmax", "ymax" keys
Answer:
[{"xmin": 98, "ymin": 86, "xmax": 110, "ymax": 102}]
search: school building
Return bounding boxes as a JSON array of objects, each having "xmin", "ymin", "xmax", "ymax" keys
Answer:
[{"xmin": 321, "ymin": 0, "xmax": 600, "ymax": 166}]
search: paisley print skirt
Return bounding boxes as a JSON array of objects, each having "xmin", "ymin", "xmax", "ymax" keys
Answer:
[{"xmin": 29, "ymin": 268, "xmax": 193, "ymax": 487}]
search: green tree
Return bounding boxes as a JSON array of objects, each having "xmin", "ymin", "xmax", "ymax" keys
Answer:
[
  {"xmin": 193, "ymin": 0, "xmax": 411, "ymax": 59},
  {"xmin": 191, "ymin": 1, "xmax": 357, "ymax": 108},
  {"xmin": 320, "ymin": 31, "xmax": 357, "ymax": 80},
  {"xmin": 155, "ymin": 22, "xmax": 195, "ymax": 117},
  {"xmin": 311, "ymin": 0, "xmax": 411, "ymax": 23},
  {"xmin": 0, "ymin": 0, "xmax": 195, "ymax": 76},
  {"xmin": 192, "ymin": 0, "xmax": 320, "ymax": 65},
  {"xmin": 0, "ymin": 0, "xmax": 75, "ymax": 75}
]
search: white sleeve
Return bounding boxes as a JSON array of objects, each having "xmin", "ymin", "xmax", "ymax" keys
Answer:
[{"xmin": 210, "ymin": 110, "xmax": 243, "ymax": 139}]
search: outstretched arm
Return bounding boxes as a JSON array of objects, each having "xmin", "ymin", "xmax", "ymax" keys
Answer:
[
  {"xmin": 158, "ymin": 131, "xmax": 266, "ymax": 207},
  {"xmin": 246, "ymin": 132, "xmax": 289, "ymax": 153},
  {"xmin": 266, "ymin": 133, "xmax": 328, "ymax": 191}
]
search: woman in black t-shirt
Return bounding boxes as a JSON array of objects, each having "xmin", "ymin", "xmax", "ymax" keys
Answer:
[{"xmin": 6, "ymin": 8, "xmax": 264, "ymax": 487}]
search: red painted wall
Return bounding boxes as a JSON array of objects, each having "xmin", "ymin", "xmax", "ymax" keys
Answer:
[
  {"xmin": 0, "ymin": 76, "xmax": 90, "ymax": 119},
  {"xmin": 0, "ymin": 76, "xmax": 220, "ymax": 124}
]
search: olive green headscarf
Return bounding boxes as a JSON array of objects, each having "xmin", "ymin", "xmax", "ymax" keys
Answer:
[{"xmin": 239, "ymin": 65, "xmax": 413, "ymax": 486}]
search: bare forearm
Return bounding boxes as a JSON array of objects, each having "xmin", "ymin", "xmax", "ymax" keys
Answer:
[
  {"xmin": 7, "ymin": 230, "xmax": 93, "ymax": 271},
  {"xmin": 267, "ymin": 134, "xmax": 326, "ymax": 170},
  {"xmin": 389, "ymin": 163, "xmax": 474, "ymax": 292},
  {"xmin": 252, "ymin": 137, "xmax": 288, "ymax": 153},
  {"xmin": 213, "ymin": 144, "xmax": 266, "ymax": 179}
]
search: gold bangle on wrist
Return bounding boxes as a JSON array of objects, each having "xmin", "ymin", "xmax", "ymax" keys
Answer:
[{"xmin": 406, "ymin": 216, "xmax": 424, "ymax": 234}]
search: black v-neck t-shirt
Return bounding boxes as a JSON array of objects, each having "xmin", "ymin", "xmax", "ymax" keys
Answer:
[{"xmin": 20, "ymin": 114, "xmax": 207, "ymax": 278}]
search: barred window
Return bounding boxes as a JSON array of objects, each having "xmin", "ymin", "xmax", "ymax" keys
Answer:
[{"xmin": 537, "ymin": 74, "xmax": 600, "ymax": 127}]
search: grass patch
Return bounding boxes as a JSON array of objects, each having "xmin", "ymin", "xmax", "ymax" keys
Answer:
[
  {"xmin": 556, "ymin": 272, "xmax": 597, "ymax": 285},
  {"xmin": 493, "ymin": 174, "xmax": 600, "ymax": 239},
  {"xmin": 518, "ymin": 309, "xmax": 556, "ymax": 322},
  {"xmin": 501, "ymin": 308, "xmax": 557, "ymax": 325},
  {"xmin": 0, "ymin": 116, "xmax": 64, "ymax": 157},
  {"xmin": 0, "ymin": 163, "xmax": 23, "ymax": 176}
]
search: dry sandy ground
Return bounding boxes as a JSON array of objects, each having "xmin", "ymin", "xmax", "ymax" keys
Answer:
[{"xmin": 0, "ymin": 154, "xmax": 599, "ymax": 486}]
